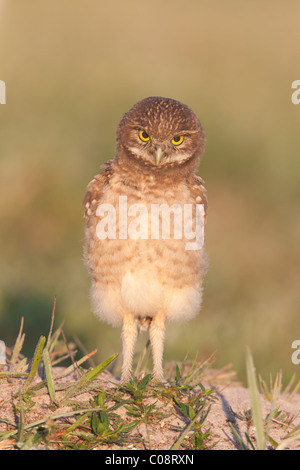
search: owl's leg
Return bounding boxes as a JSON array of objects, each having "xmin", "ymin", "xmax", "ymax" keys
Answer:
[
  {"xmin": 121, "ymin": 311, "xmax": 138, "ymax": 383},
  {"xmin": 149, "ymin": 311, "xmax": 166, "ymax": 382}
]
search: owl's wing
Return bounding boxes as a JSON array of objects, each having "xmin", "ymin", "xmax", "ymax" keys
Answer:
[
  {"xmin": 189, "ymin": 175, "xmax": 208, "ymax": 221},
  {"xmin": 83, "ymin": 161, "xmax": 113, "ymax": 220}
]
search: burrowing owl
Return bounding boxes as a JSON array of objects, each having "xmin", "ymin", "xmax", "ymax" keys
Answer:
[{"xmin": 83, "ymin": 96, "xmax": 207, "ymax": 383}]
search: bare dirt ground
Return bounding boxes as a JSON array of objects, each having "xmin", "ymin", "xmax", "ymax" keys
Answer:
[
  {"xmin": 204, "ymin": 383, "xmax": 300, "ymax": 450},
  {"xmin": 0, "ymin": 365, "xmax": 299, "ymax": 450}
]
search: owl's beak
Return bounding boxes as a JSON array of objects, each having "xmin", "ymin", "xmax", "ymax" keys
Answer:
[{"xmin": 155, "ymin": 146, "xmax": 164, "ymax": 165}]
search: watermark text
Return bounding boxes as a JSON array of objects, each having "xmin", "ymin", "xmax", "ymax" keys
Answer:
[
  {"xmin": 291, "ymin": 80, "xmax": 300, "ymax": 105},
  {"xmin": 291, "ymin": 340, "xmax": 300, "ymax": 365},
  {"xmin": 95, "ymin": 196, "xmax": 205, "ymax": 251},
  {"xmin": 0, "ymin": 80, "xmax": 6, "ymax": 104}
]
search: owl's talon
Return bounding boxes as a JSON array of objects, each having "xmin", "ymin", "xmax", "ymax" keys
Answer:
[{"xmin": 120, "ymin": 371, "xmax": 133, "ymax": 384}]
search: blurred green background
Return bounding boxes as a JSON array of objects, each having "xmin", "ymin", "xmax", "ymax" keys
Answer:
[{"xmin": 1, "ymin": 0, "xmax": 300, "ymax": 384}]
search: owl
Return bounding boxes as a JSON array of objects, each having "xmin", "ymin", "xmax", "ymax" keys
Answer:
[{"xmin": 83, "ymin": 96, "xmax": 207, "ymax": 383}]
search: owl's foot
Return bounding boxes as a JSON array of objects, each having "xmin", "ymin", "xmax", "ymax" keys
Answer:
[
  {"xmin": 120, "ymin": 371, "xmax": 133, "ymax": 384},
  {"xmin": 152, "ymin": 370, "xmax": 165, "ymax": 383}
]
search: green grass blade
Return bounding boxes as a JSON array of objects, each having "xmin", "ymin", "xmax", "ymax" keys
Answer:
[
  {"xmin": 0, "ymin": 371, "xmax": 29, "ymax": 378},
  {"xmin": 46, "ymin": 297, "xmax": 56, "ymax": 348},
  {"xmin": 228, "ymin": 422, "xmax": 248, "ymax": 450},
  {"xmin": 137, "ymin": 373, "xmax": 152, "ymax": 390},
  {"xmin": 48, "ymin": 322, "xmax": 64, "ymax": 355},
  {"xmin": 63, "ymin": 412, "xmax": 90, "ymax": 436},
  {"xmin": 268, "ymin": 434, "xmax": 279, "ymax": 449},
  {"xmin": 11, "ymin": 317, "xmax": 25, "ymax": 365},
  {"xmin": 245, "ymin": 432, "xmax": 256, "ymax": 450},
  {"xmin": 246, "ymin": 348, "xmax": 266, "ymax": 450},
  {"xmin": 57, "ymin": 348, "xmax": 98, "ymax": 379},
  {"xmin": 17, "ymin": 389, "xmax": 25, "ymax": 444},
  {"xmin": 23, "ymin": 336, "xmax": 46, "ymax": 392},
  {"xmin": 171, "ymin": 406, "xmax": 204, "ymax": 450},
  {"xmin": 62, "ymin": 353, "xmax": 117, "ymax": 402},
  {"xmin": 43, "ymin": 347, "xmax": 56, "ymax": 404},
  {"xmin": 117, "ymin": 420, "xmax": 139, "ymax": 434}
]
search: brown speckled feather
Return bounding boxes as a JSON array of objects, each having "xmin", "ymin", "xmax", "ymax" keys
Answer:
[{"xmin": 83, "ymin": 161, "xmax": 114, "ymax": 220}]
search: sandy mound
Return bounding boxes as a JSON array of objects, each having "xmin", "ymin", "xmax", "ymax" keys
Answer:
[{"xmin": 0, "ymin": 364, "xmax": 299, "ymax": 450}]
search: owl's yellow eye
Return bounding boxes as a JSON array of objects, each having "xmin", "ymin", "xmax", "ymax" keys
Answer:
[
  {"xmin": 171, "ymin": 135, "xmax": 184, "ymax": 146},
  {"xmin": 139, "ymin": 130, "xmax": 150, "ymax": 142}
]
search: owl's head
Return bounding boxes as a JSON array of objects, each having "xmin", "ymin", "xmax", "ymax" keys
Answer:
[{"xmin": 116, "ymin": 97, "xmax": 205, "ymax": 171}]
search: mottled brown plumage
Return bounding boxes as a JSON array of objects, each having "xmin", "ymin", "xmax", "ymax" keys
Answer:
[{"xmin": 83, "ymin": 96, "xmax": 207, "ymax": 382}]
